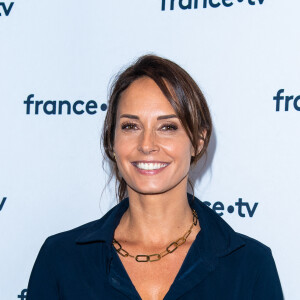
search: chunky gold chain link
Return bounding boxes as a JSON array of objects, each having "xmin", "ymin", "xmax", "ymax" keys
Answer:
[{"xmin": 112, "ymin": 209, "xmax": 198, "ymax": 262}]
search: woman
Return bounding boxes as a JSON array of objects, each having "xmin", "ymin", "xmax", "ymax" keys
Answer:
[{"xmin": 27, "ymin": 55, "xmax": 284, "ymax": 300}]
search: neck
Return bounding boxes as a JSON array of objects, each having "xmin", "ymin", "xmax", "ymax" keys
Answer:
[{"xmin": 116, "ymin": 183, "xmax": 194, "ymax": 247}]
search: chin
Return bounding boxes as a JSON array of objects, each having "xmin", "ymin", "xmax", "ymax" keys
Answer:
[{"xmin": 128, "ymin": 183, "xmax": 172, "ymax": 196}]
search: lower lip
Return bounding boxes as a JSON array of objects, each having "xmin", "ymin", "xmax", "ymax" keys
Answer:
[{"xmin": 132, "ymin": 163, "xmax": 169, "ymax": 175}]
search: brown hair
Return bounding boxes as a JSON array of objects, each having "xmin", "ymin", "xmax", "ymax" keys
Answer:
[{"xmin": 101, "ymin": 54, "xmax": 212, "ymax": 202}]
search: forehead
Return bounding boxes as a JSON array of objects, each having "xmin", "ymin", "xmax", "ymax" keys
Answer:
[{"xmin": 117, "ymin": 77, "xmax": 176, "ymax": 116}]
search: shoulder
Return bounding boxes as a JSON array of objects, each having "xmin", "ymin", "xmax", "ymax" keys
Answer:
[
  {"xmin": 233, "ymin": 232, "xmax": 274, "ymax": 268},
  {"xmin": 194, "ymin": 195, "xmax": 273, "ymax": 256},
  {"xmin": 43, "ymin": 219, "xmax": 99, "ymax": 249},
  {"xmin": 35, "ymin": 220, "xmax": 101, "ymax": 264},
  {"xmin": 237, "ymin": 232, "xmax": 271, "ymax": 253},
  {"xmin": 41, "ymin": 200, "xmax": 122, "ymax": 251}
]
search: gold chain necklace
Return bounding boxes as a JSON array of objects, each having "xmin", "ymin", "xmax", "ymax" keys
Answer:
[{"xmin": 112, "ymin": 208, "xmax": 198, "ymax": 262}]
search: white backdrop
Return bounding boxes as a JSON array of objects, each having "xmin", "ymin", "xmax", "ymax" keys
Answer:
[{"xmin": 1, "ymin": 0, "xmax": 299, "ymax": 299}]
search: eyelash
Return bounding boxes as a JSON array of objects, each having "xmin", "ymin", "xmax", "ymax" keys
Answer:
[{"xmin": 121, "ymin": 122, "xmax": 178, "ymax": 131}]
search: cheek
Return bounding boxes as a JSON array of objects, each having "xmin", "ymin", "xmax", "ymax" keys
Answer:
[
  {"xmin": 162, "ymin": 136, "xmax": 193, "ymax": 157},
  {"xmin": 113, "ymin": 130, "xmax": 135, "ymax": 154}
]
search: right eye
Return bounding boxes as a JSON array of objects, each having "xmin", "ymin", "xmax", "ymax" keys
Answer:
[{"xmin": 121, "ymin": 122, "xmax": 138, "ymax": 130}]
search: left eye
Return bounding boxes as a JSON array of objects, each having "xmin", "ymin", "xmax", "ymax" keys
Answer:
[{"xmin": 161, "ymin": 124, "xmax": 178, "ymax": 131}]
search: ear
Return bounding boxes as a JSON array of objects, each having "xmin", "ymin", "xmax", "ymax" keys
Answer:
[{"xmin": 192, "ymin": 129, "xmax": 207, "ymax": 157}]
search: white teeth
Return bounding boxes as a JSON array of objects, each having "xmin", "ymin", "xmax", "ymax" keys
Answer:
[{"xmin": 135, "ymin": 162, "xmax": 168, "ymax": 170}]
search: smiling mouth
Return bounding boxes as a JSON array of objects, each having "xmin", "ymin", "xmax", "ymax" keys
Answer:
[{"xmin": 132, "ymin": 162, "xmax": 169, "ymax": 170}]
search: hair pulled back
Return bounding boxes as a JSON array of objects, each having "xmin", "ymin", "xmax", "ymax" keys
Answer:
[{"xmin": 101, "ymin": 54, "xmax": 212, "ymax": 202}]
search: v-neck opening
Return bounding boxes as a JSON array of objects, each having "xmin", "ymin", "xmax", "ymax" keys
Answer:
[
  {"xmin": 108, "ymin": 197, "xmax": 205, "ymax": 300},
  {"xmin": 111, "ymin": 223, "xmax": 204, "ymax": 300}
]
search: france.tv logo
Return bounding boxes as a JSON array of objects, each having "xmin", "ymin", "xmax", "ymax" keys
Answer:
[
  {"xmin": 0, "ymin": 2, "xmax": 14, "ymax": 16},
  {"xmin": 24, "ymin": 94, "xmax": 107, "ymax": 115},
  {"xmin": 204, "ymin": 198, "xmax": 258, "ymax": 217},
  {"xmin": 161, "ymin": 0, "xmax": 265, "ymax": 10},
  {"xmin": 273, "ymin": 89, "xmax": 300, "ymax": 112}
]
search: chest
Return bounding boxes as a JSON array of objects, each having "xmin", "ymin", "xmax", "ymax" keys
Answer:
[
  {"xmin": 58, "ymin": 243, "xmax": 254, "ymax": 300},
  {"xmin": 118, "ymin": 246, "xmax": 190, "ymax": 300}
]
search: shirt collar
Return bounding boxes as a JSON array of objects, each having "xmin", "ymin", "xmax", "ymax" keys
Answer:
[{"xmin": 75, "ymin": 193, "xmax": 245, "ymax": 257}]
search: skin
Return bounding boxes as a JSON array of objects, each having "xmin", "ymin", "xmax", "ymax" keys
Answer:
[{"xmin": 113, "ymin": 77, "xmax": 204, "ymax": 300}]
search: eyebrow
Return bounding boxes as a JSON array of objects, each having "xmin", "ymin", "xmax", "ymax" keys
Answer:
[{"xmin": 120, "ymin": 114, "xmax": 178, "ymax": 120}]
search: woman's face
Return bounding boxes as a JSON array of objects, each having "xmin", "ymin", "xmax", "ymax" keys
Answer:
[{"xmin": 114, "ymin": 77, "xmax": 196, "ymax": 195}]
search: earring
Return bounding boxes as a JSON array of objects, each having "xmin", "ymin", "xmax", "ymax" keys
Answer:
[{"xmin": 113, "ymin": 152, "xmax": 116, "ymax": 159}]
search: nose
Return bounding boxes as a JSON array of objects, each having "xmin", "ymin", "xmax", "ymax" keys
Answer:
[{"xmin": 137, "ymin": 129, "xmax": 159, "ymax": 154}]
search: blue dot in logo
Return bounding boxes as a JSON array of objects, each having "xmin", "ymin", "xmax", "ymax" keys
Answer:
[
  {"xmin": 237, "ymin": 0, "xmax": 243, "ymax": 2},
  {"xmin": 227, "ymin": 205, "xmax": 234, "ymax": 213},
  {"xmin": 101, "ymin": 103, "xmax": 107, "ymax": 111}
]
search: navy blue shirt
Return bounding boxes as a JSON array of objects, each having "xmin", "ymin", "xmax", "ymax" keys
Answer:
[{"xmin": 27, "ymin": 193, "xmax": 284, "ymax": 299}]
